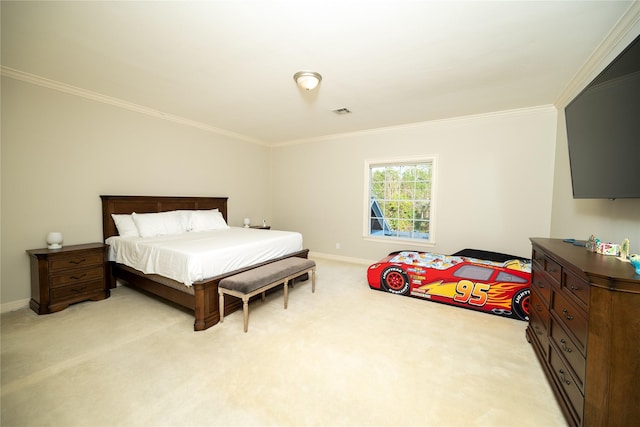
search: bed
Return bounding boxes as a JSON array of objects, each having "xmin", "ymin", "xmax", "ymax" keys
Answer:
[
  {"xmin": 101, "ymin": 195, "xmax": 309, "ymax": 331},
  {"xmin": 367, "ymin": 248, "xmax": 531, "ymax": 321}
]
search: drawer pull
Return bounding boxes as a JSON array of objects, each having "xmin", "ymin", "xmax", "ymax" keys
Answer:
[
  {"xmin": 560, "ymin": 338, "xmax": 572, "ymax": 353},
  {"xmin": 570, "ymin": 285, "xmax": 579, "ymax": 291},
  {"xmin": 69, "ymin": 258, "xmax": 86, "ymax": 265},
  {"xmin": 70, "ymin": 273, "xmax": 87, "ymax": 280},
  {"xmin": 558, "ymin": 369, "xmax": 572, "ymax": 386},
  {"xmin": 562, "ymin": 308, "xmax": 574, "ymax": 321},
  {"xmin": 71, "ymin": 286, "xmax": 88, "ymax": 293},
  {"xmin": 536, "ymin": 280, "xmax": 545, "ymax": 288},
  {"xmin": 534, "ymin": 326, "xmax": 543, "ymax": 336}
]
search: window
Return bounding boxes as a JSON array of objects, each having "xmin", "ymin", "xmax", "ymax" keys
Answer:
[{"xmin": 365, "ymin": 157, "xmax": 436, "ymax": 244}]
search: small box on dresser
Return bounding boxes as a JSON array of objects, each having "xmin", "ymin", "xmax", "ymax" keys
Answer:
[
  {"xmin": 527, "ymin": 238, "xmax": 640, "ymax": 427},
  {"xmin": 27, "ymin": 243, "xmax": 110, "ymax": 314}
]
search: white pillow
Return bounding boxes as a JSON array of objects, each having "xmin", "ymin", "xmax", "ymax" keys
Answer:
[
  {"xmin": 111, "ymin": 214, "xmax": 139, "ymax": 237},
  {"xmin": 190, "ymin": 209, "xmax": 229, "ymax": 232},
  {"xmin": 132, "ymin": 211, "xmax": 190, "ymax": 238}
]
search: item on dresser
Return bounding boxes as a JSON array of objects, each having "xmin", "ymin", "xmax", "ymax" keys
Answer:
[
  {"xmin": 527, "ymin": 238, "xmax": 640, "ymax": 427},
  {"xmin": 596, "ymin": 242, "xmax": 620, "ymax": 256},
  {"xmin": 101, "ymin": 195, "xmax": 309, "ymax": 331},
  {"xmin": 27, "ymin": 243, "xmax": 110, "ymax": 314},
  {"xmin": 630, "ymin": 254, "xmax": 640, "ymax": 274}
]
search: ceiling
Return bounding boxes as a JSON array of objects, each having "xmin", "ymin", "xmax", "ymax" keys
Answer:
[{"xmin": 1, "ymin": 1, "xmax": 635, "ymax": 145}]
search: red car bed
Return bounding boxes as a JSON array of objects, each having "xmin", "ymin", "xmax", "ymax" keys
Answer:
[{"xmin": 367, "ymin": 249, "xmax": 531, "ymax": 321}]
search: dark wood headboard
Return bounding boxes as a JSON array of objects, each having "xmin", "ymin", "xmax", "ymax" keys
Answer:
[{"xmin": 101, "ymin": 195, "xmax": 228, "ymax": 240}]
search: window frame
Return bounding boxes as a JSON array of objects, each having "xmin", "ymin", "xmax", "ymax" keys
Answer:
[{"xmin": 363, "ymin": 155, "xmax": 437, "ymax": 246}]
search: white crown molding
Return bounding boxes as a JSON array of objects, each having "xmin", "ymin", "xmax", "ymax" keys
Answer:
[
  {"xmin": 0, "ymin": 66, "xmax": 267, "ymax": 146},
  {"xmin": 273, "ymin": 105, "xmax": 557, "ymax": 147},
  {"xmin": 555, "ymin": 1, "xmax": 640, "ymax": 108}
]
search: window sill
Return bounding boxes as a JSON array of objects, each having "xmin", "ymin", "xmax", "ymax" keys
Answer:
[{"xmin": 363, "ymin": 235, "xmax": 436, "ymax": 248}]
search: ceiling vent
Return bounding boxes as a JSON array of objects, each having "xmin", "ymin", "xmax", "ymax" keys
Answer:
[{"xmin": 332, "ymin": 107, "xmax": 352, "ymax": 115}]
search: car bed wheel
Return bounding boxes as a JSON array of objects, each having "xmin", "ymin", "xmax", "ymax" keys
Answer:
[
  {"xmin": 381, "ymin": 266, "xmax": 410, "ymax": 295},
  {"xmin": 512, "ymin": 288, "xmax": 530, "ymax": 321}
]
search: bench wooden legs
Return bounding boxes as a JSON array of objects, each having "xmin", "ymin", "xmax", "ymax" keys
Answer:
[{"xmin": 218, "ymin": 266, "xmax": 316, "ymax": 332}]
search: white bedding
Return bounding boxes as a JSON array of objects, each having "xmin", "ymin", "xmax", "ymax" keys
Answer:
[{"xmin": 105, "ymin": 227, "xmax": 303, "ymax": 286}]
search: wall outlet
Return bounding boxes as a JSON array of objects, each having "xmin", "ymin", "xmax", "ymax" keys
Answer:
[{"xmin": 335, "ymin": 243, "xmax": 341, "ymax": 250}]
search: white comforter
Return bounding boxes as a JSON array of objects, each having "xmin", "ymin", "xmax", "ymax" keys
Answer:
[{"xmin": 105, "ymin": 227, "xmax": 303, "ymax": 286}]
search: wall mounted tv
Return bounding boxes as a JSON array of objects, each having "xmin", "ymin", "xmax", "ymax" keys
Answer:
[{"xmin": 565, "ymin": 33, "xmax": 640, "ymax": 199}]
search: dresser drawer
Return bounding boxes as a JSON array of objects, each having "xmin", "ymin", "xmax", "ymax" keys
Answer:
[
  {"xmin": 529, "ymin": 308, "xmax": 549, "ymax": 360},
  {"xmin": 49, "ymin": 250, "xmax": 104, "ymax": 272},
  {"xmin": 51, "ymin": 280, "xmax": 105, "ymax": 301},
  {"xmin": 551, "ymin": 290, "xmax": 588, "ymax": 355},
  {"xmin": 50, "ymin": 266, "xmax": 104, "ymax": 288},
  {"xmin": 543, "ymin": 257, "xmax": 562, "ymax": 285},
  {"xmin": 550, "ymin": 348, "xmax": 584, "ymax": 427},
  {"xmin": 563, "ymin": 270, "xmax": 590, "ymax": 309},
  {"xmin": 530, "ymin": 270, "xmax": 552, "ymax": 307},
  {"xmin": 550, "ymin": 317, "xmax": 586, "ymax": 392}
]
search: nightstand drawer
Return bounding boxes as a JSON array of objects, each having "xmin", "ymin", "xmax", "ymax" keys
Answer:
[
  {"xmin": 49, "ymin": 251, "xmax": 103, "ymax": 272},
  {"xmin": 51, "ymin": 280, "xmax": 105, "ymax": 301},
  {"xmin": 50, "ymin": 266, "xmax": 104, "ymax": 288}
]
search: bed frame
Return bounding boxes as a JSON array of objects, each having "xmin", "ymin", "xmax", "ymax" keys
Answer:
[{"xmin": 101, "ymin": 195, "xmax": 309, "ymax": 331}]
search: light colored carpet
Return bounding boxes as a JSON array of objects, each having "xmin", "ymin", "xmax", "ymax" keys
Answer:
[{"xmin": 1, "ymin": 258, "xmax": 567, "ymax": 427}]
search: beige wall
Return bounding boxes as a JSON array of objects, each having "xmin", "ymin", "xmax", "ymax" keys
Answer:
[
  {"xmin": 271, "ymin": 107, "xmax": 557, "ymax": 262},
  {"xmin": 1, "ymin": 77, "xmax": 272, "ymax": 305}
]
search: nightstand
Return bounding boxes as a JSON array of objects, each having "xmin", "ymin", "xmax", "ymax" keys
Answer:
[{"xmin": 27, "ymin": 243, "xmax": 110, "ymax": 314}]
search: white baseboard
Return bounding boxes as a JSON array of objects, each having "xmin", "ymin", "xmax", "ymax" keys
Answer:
[
  {"xmin": 1, "ymin": 298, "xmax": 30, "ymax": 314},
  {"xmin": 309, "ymin": 251, "xmax": 375, "ymax": 266}
]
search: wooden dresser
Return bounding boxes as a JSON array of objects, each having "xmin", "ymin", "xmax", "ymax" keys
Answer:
[
  {"xmin": 27, "ymin": 243, "xmax": 110, "ymax": 314},
  {"xmin": 527, "ymin": 238, "xmax": 640, "ymax": 427}
]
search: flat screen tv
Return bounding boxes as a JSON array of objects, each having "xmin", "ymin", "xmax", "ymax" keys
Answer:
[{"xmin": 565, "ymin": 33, "xmax": 640, "ymax": 199}]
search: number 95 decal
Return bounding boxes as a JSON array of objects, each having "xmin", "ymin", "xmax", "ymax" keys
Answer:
[{"xmin": 453, "ymin": 280, "xmax": 490, "ymax": 306}]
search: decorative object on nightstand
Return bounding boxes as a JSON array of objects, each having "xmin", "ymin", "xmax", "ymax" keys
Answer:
[
  {"xmin": 243, "ymin": 218, "xmax": 250, "ymax": 228},
  {"xmin": 46, "ymin": 231, "xmax": 63, "ymax": 249},
  {"xmin": 26, "ymin": 243, "xmax": 110, "ymax": 314}
]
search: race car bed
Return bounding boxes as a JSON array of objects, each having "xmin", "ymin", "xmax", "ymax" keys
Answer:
[{"xmin": 367, "ymin": 249, "xmax": 531, "ymax": 321}]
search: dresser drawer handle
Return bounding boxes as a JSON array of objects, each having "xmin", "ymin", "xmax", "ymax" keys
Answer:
[
  {"xmin": 560, "ymin": 338, "xmax": 572, "ymax": 353},
  {"xmin": 562, "ymin": 308, "xmax": 574, "ymax": 321},
  {"xmin": 535, "ymin": 303, "xmax": 543, "ymax": 312},
  {"xmin": 559, "ymin": 369, "xmax": 572, "ymax": 386},
  {"xmin": 70, "ymin": 273, "xmax": 87, "ymax": 280},
  {"xmin": 570, "ymin": 285, "xmax": 579, "ymax": 291},
  {"xmin": 548, "ymin": 268, "xmax": 558, "ymax": 273},
  {"xmin": 536, "ymin": 280, "xmax": 545, "ymax": 288},
  {"xmin": 71, "ymin": 286, "xmax": 88, "ymax": 293},
  {"xmin": 69, "ymin": 258, "xmax": 87, "ymax": 265},
  {"xmin": 534, "ymin": 325, "xmax": 543, "ymax": 336}
]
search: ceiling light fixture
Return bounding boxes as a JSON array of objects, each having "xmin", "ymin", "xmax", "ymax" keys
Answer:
[{"xmin": 293, "ymin": 71, "xmax": 322, "ymax": 91}]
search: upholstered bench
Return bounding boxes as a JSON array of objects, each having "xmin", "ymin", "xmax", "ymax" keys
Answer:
[{"xmin": 218, "ymin": 257, "xmax": 316, "ymax": 332}]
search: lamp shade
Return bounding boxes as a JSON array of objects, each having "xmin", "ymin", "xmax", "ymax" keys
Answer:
[
  {"xmin": 46, "ymin": 232, "xmax": 63, "ymax": 249},
  {"xmin": 293, "ymin": 71, "xmax": 322, "ymax": 91}
]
